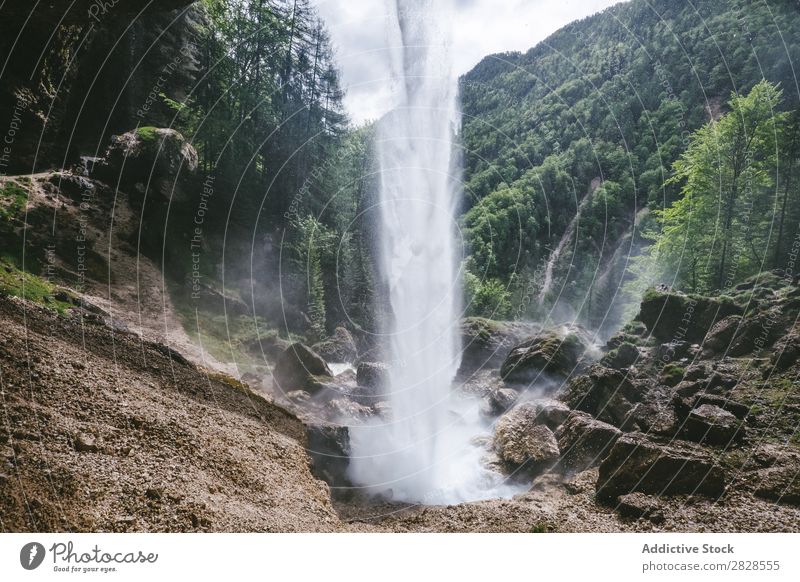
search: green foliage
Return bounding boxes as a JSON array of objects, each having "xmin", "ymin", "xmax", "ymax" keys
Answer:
[
  {"xmin": 660, "ymin": 364, "xmax": 685, "ymax": 387},
  {"xmin": 646, "ymin": 81, "xmax": 790, "ymax": 293},
  {"xmin": 0, "ymin": 181, "xmax": 28, "ymax": 221},
  {"xmin": 160, "ymin": 0, "xmax": 377, "ymax": 340},
  {"xmin": 0, "ymin": 258, "xmax": 74, "ymax": 312},
  {"xmin": 464, "ymin": 271, "xmax": 512, "ymax": 319},
  {"xmin": 289, "ymin": 214, "xmax": 335, "ymax": 341},
  {"xmin": 135, "ymin": 126, "xmax": 160, "ymax": 142}
]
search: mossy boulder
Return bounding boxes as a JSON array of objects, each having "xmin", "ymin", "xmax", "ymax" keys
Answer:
[
  {"xmin": 659, "ymin": 363, "xmax": 685, "ymax": 387},
  {"xmin": 602, "ymin": 342, "xmax": 640, "ymax": 369},
  {"xmin": 637, "ymin": 287, "xmax": 742, "ymax": 344},
  {"xmin": 500, "ymin": 325, "xmax": 591, "ymax": 384},
  {"xmin": 459, "ymin": 317, "xmax": 541, "ymax": 375},
  {"xmin": 96, "ymin": 127, "xmax": 198, "ymax": 201},
  {"xmin": 562, "ymin": 364, "xmax": 642, "ymax": 428}
]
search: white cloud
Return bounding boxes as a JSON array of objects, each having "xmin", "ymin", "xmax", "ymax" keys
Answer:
[{"xmin": 314, "ymin": 0, "xmax": 627, "ymax": 123}]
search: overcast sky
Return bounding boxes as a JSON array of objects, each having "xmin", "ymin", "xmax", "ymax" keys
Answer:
[{"xmin": 313, "ymin": 0, "xmax": 626, "ymax": 123}]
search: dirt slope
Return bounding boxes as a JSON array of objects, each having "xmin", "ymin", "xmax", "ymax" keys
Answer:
[{"xmin": 0, "ymin": 295, "xmax": 340, "ymax": 532}]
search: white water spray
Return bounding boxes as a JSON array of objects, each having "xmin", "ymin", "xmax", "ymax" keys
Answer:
[{"xmin": 347, "ymin": 0, "xmax": 519, "ymax": 504}]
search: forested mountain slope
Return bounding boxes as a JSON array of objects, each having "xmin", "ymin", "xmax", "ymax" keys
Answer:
[
  {"xmin": 0, "ymin": 0, "xmax": 378, "ymax": 364},
  {"xmin": 460, "ymin": 0, "xmax": 800, "ymax": 334}
]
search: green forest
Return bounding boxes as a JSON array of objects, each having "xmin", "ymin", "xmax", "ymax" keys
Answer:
[
  {"xmin": 173, "ymin": 0, "xmax": 800, "ymax": 347},
  {"xmin": 459, "ymin": 0, "xmax": 800, "ymax": 334}
]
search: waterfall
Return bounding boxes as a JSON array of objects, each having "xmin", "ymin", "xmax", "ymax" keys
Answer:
[
  {"xmin": 347, "ymin": 0, "xmax": 515, "ymax": 504},
  {"xmin": 538, "ymin": 180, "xmax": 599, "ymax": 304}
]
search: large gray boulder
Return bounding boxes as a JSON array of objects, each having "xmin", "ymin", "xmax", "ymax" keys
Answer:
[
  {"xmin": 562, "ymin": 364, "xmax": 642, "ymax": 428},
  {"xmin": 684, "ymin": 403, "xmax": 744, "ymax": 446},
  {"xmin": 273, "ymin": 343, "xmax": 332, "ymax": 393},
  {"xmin": 459, "ymin": 318, "xmax": 541, "ymax": 375},
  {"xmin": 494, "ymin": 403, "xmax": 560, "ymax": 468},
  {"xmin": 555, "ymin": 411, "xmax": 621, "ymax": 474},
  {"xmin": 637, "ymin": 287, "xmax": 742, "ymax": 343},
  {"xmin": 597, "ymin": 433, "xmax": 726, "ymax": 501},
  {"xmin": 500, "ymin": 325, "xmax": 591, "ymax": 384}
]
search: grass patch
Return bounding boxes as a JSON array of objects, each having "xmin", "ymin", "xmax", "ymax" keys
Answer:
[
  {"xmin": 136, "ymin": 126, "xmax": 161, "ymax": 142},
  {"xmin": 0, "ymin": 257, "xmax": 74, "ymax": 312},
  {"xmin": 660, "ymin": 363, "xmax": 686, "ymax": 387},
  {"xmin": 0, "ymin": 181, "xmax": 28, "ymax": 221}
]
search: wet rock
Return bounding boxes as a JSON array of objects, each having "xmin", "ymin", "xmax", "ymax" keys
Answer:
[
  {"xmin": 243, "ymin": 334, "xmax": 292, "ymax": 362},
  {"xmin": 273, "ymin": 343, "xmax": 332, "ymax": 393},
  {"xmin": 555, "ymin": 411, "xmax": 621, "ymax": 474},
  {"xmin": 494, "ymin": 405, "xmax": 560, "ymax": 468},
  {"xmin": 637, "ymin": 287, "xmax": 742, "ymax": 343},
  {"xmin": 563, "ymin": 467, "xmax": 599, "ymax": 495},
  {"xmin": 53, "ymin": 289, "xmax": 77, "ymax": 304},
  {"xmin": 684, "ymin": 362, "xmax": 712, "ymax": 381},
  {"xmin": 373, "ymin": 402, "xmax": 391, "ymax": 417},
  {"xmin": 47, "ymin": 172, "xmax": 95, "ymax": 203},
  {"xmin": 770, "ymin": 332, "xmax": 800, "ymax": 372},
  {"xmin": 631, "ymin": 388, "xmax": 680, "ymax": 437},
  {"xmin": 597, "ymin": 433, "xmax": 726, "ymax": 501},
  {"xmin": 356, "ymin": 362, "xmax": 389, "ymax": 391},
  {"xmin": 684, "ymin": 404, "xmax": 744, "ymax": 445},
  {"xmin": 304, "ymin": 423, "xmax": 351, "ymax": 491},
  {"xmin": 750, "ymin": 445, "xmax": 800, "ymax": 506},
  {"xmin": 326, "ymin": 398, "xmax": 373, "ymax": 423},
  {"xmin": 703, "ymin": 316, "xmax": 742, "ymax": 354},
  {"xmin": 654, "ymin": 341, "xmax": 691, "ymax": 364},
  {"xmin": 673, "ymin": 365, "xmax": 738, "ymax": 398},
  {"xmin": 562, "ymin": 365, "xmax": 641, "ymax": 428},
  {"xmin": 459, "ymin": 318, "xmax": 541, "ymax": 375},
  {"xmin": 693, "ymin": 394, "xmax": 750, "ymax": 419},
  {"xmin": 615, "ymin": 492, "xmax": 665, "ymax": 524},
  {"xmin": 530, "ymin": 399, "xmax": 571, "ymax": 430},
  {"xmin": 673, "ymin": 380, "xmax": 705, "ymax": 398},
  {"xmin": 312, "ymin": 327, "xmax": 358, "ymax": 364},
  {"xmin": 603, "ymin": 342, "xmax": 640, "ymax": 370},
  {"xmin": 727, "ymin": 310, "xmax": 786, "ymax": 356},
  {"xmin": 500, "ymin": 325, "xmax": 591, "ymax": 383},
  {"xmin": 286, "ymin": 390, "xmax": 311, "ymax": 404},
  {"xmin": 482, "ymin": 388, "xmax": 520, "ymax": 416}
]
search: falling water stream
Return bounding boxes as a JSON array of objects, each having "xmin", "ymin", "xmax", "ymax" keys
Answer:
[{"xmin": 347, "ymin": 0, "xmax": 520, "ymax": 504}]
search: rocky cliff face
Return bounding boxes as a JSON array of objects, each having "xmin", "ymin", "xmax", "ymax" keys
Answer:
[{"xmin": 0, "ymin": 1, "xmax": 200, "ymax": 174}]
